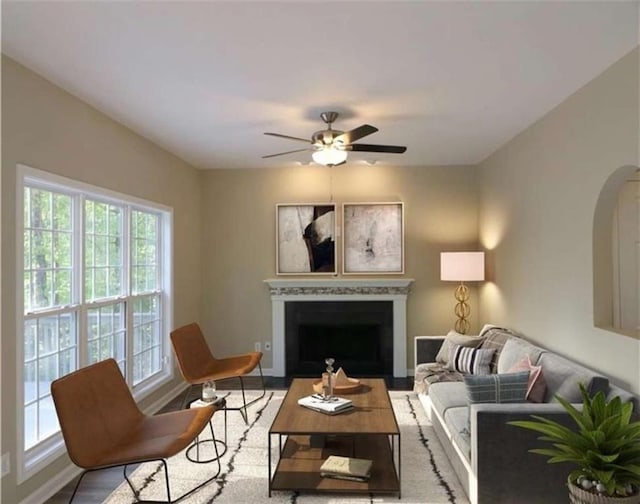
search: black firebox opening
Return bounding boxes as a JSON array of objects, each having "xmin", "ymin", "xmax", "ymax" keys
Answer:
[{"xmin": 285, "ymin": 301, "xmax": 393, "ymax": 378}]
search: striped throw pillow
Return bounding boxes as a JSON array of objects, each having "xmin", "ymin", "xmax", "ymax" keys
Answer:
[
  {"xmin": 449, "ymin": 344, "xmax": 495, "ymax": 375},
  {"xmin": 464, "ymin": 371, "xmax": 530, "ymax": 404}
]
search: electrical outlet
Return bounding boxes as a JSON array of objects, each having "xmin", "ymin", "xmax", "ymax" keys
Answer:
[
  {"xmin": 254, "ymin": 342, "xmax": 261, "ymax": 352},
  {"xmin": 1, "ymin": 452, "xmax": 10, "ymax": 477},
  {"xmin": 264, "ymin": 341, "xmax": 271, "ymax": 351}
]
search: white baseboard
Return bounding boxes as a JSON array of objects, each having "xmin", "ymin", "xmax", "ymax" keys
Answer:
[
  {"xmin": 19, "ymin": 464, "xmax": 82, "ymax": 504},
  {"xmin": 19, "ymin": 381, "xmax": 189, "ymax": 504}
]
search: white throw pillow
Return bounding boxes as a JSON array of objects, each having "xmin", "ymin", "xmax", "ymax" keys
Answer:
[{"xmin": 449, "ymin": 344, "xmax": 495, "ymax": 375}]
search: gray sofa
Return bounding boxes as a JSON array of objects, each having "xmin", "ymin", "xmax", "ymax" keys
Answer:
[{"xmin": 413, "ymin": 326, "xmax": 638, "ymax": 504}]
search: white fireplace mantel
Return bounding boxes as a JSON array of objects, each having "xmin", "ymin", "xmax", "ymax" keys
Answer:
[{"xmin": 264, "ymin": 278, "xmax": 414, "ymax": 377}]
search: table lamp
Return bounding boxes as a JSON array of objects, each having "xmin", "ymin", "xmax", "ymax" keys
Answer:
[{"xmin": 440, "ymin": 252, "xmax": 485, "ymax": 334}]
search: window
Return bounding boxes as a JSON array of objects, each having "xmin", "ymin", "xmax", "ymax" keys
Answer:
[{"xmin": 17, "ymin": 166, "xmax": 173, "ymax": 481}]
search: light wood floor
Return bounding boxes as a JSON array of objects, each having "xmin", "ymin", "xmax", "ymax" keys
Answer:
[{"xmin": 45, "ymin": 376, "xmax": 411, "ymax": 503}]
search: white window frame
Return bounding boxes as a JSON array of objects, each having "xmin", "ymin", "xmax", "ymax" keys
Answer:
[{"xmin": 16, "ymin": 164, "xmax": 174, "ymax": 483}]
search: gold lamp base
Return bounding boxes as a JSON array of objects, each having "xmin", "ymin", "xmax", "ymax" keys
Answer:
[{"xmin": 453, "ymin": 283, "xmax": 471, "ymax": 334}]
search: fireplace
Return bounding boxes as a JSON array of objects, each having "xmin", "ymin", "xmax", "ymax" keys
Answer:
[
  {"xmin": 264, "ymin": 278, "xmax": 413, "ymax": 378},
  {"xmin": 285, "ymin": 301, "xmax": 393, "ymax": 377}
]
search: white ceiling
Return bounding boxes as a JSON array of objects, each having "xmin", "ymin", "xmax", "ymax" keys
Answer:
[{"xmin": 2, "ymin": 1, "xmax": 638, "ymax": 170}]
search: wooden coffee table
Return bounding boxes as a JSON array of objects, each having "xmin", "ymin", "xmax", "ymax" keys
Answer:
[{"xmin": 268, "ymin": 378, "xmax": 401, "ymax": 497}]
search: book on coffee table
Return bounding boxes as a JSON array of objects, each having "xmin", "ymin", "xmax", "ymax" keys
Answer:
[
  {"xmin": 320, "ymin": 455, "xmax": 372, "ymax": 482},
  {"xmin": 297, "ymin": 395, "xmax": 354, "ymax": 415}
]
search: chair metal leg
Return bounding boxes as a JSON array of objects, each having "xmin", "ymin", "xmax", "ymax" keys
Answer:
[
  {"xmin": 67, "ymin": 453, "xmax": 222, "ymax": 504},
  {"xmin": 67, "ymin": 469, "xmax": 89, "ymax": 504},
  {"xmin": 235, "ymin": 362, "xmax": 266, "ymax": 424}
]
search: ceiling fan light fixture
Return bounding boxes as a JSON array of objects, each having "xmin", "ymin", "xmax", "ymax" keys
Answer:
[
  {"xmin": 264, "ymin": 111, "xmax": 406, "ymax": 164},
  {"xmin": 312, "ymin": 146, "xmax": 348, "ymax": 166}
]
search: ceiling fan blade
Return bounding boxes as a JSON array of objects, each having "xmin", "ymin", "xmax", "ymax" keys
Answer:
[
  {"xmin": 346, "ymin": 143, "xmax": 407, "ymax": 154},
  {"xmin": 262, "ymin": 148, "xmax": 310, "ymax": 159},
  {"xmin": 334, "ymin": 124, "xmax": 378, "ymax": 144},
  {"xmin": 264, "ymin": 132, "xmax": 311, "ymax": 143}
]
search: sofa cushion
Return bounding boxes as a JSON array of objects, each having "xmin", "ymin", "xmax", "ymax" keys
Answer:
[
  {"xmin": 428, "ymin": 381, "xmax": 468, "ymax": 418},
  {"xmin": 435, "ymin": 330, "xmax": 484, "ymax": 366},
  {"xmin": 449, "ymin": 344, "xmax": 495, "ymax": 375},
  {"xmin": 537, "ymin": 352, "xmax": 609, "ymax": 403},
  {"xmin": 478, "ymin": 327, "xmax": 515, "ymax": 374},
  {"xmin": 464, "ymin": 371, "xmax": 530, "ymax": 404},
  {"xmin": 507, "ymin": 355, "xmax": 547, "ymax": 403},
  {"xmin": 444, "ymin": 406, "xmax": 471, "ymax": 462},
  {"xmin": 497, "ymin": 337, "xmax": 545, "ymax": 374}
]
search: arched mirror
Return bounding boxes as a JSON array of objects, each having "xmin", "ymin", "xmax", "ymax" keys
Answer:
[{"xmin": 593, "ymin": 165, "xmax": 640, "ymax": 338}]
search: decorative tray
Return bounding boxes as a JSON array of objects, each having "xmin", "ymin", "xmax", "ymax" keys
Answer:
[{"xmin": 312, "ymin": 377, "xmax": 361, "ymax": 394}]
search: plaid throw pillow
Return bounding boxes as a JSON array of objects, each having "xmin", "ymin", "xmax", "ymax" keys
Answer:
[
  {"xmin": 449, "ymin": 344, "xmax": 495, "ymax": 375},
  {"xmin": 464, "ymin": 371, "xmax": 530, "ymax": 404}
]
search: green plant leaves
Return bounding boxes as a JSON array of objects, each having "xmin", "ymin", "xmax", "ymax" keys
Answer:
[{"xmin": 508, "ymin": 383, "xmax": 640, "ymax": 497}]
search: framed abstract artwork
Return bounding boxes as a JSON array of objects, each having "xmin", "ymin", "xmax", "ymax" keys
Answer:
[
  {"xmin": 342, "ymin": 202, "xmax": 404, "ymax": 274},
  {"xmin": 276, "ymin": 203, "xmax": 337, "ymax": 275}
]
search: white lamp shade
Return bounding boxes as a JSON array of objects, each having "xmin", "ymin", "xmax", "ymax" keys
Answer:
[
  {"xmin": 312, "ymin": 147, "xmax": 348, "ymax": 166},
  {"xmin": 440, "ymin": 252, "xmax": 485, "ymax": 281}
]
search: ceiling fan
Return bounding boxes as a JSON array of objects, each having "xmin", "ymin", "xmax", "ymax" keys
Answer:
[{"xmin": 263, "ymin": 111, "xmax": 407, "ymax": 166}]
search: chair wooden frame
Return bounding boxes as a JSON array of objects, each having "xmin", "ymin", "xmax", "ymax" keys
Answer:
[
  {"xmin": 51, "ymin": 358, "xmax": 221, "ymax": 503},
  {"xmin": 170, "ymin": 322, "xmax": 266, "ymax": 424}
]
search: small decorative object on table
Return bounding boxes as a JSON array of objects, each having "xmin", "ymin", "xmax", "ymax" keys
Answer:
[
  {"xmin": 320, "ymin": 455, "xmax": 373, "ymax": 482},
  {"xmin": 313, "ymin": 366, "xmax": 361, "ymax": 395},
  {"xmin": 297, "ymin": 395, "xmax": 354, "ymax": 415},
  {"xmin": 323, "ymin": 358, "xmax": 335, "ymax": 398},
  {"xmin": 201, "ymin": 379, "xmax": 217, "ymax": 402}
]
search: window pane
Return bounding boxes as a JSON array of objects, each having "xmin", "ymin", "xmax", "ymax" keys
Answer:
[
  {"xmin": 94, "ymin": 268, "xmax": 106, "ymax": 299},
  {"xmin": 23, "ymin": 310, "xmax": 78, "ymax": 449},
  {"xmin": 54, "ymin": 232, "xmax": 72, "ymax": 268},
  {"xmin": 53, "ymin": 269, "xmax": 71, "ymax": 306},
  {"xmin": 24, "ymin": 361, "xmax": 37, "ymax": 403},
  {"xmin": 59, "ymin": 313, "xmax": 75, "ymax": 350},
  {"xmin": 85, "ymin": 234, "xmax": 95, "ymax": 268},
  {"xmin": 38, "ymin": 395, "xmax": 59, "ymax": 441},
  {"xmin": 59, "ymin": 348, "xmax": 75, "ymax": 377},
  {"xmin": 23, "ymin": 187, "xmax": 73, "ymax": 312},
  {"xmin": 29, "ymin": 189, "xmax": 52, "ymax": 229},
  {"xmin": 131, "ymin": 210, "xmax": 158, "ymax": 293},
  {"xmin": 24, "ymin": 230, "xmax": 31, "ymax": 269},
  {"xmin": 38, "ymin": 354, "xmax": 58, "ymax": 399},
  {"xmin": 24, "ymin": 403, "xmax": 37, "ymax": 450},
  {"xmin": 24, "ymin": 319, "xmax": 37, "ymax": 360},
  {"xmin": 87, "ymin": 303, "xmax": 125, "ymax": 366},
  {"xmin": 84, "ymin": 200, "xmax": 123, "ymax": 301},
  {"xmin": 38, "ymin": 316, "xmax": 58, "ymax": 356},
  {"xmin": 53, "ymin": 193, "xmax": 72, "ymax": 231},
  {"xmin": 132, "ymin": 295, "xmax": 161, "ymax": 385}
]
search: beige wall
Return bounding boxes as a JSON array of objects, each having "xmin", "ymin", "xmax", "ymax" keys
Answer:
[
  {"xmin": 478, "ymin": 48, "xmax": 640, "ymax": 392},
  {"xmin": 1, "ymin": 56, "xmax": 204, "ymax": 502},
  {"xmin": 200, "ymin": 164, "xmax": 481, "ymax": 367}
]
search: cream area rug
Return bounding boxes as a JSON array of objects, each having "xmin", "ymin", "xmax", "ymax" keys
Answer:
[{"xmin": 104, "ymin": 390, "xmax": 469, "ymax": 504}]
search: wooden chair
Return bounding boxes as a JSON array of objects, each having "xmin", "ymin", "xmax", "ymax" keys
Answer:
[
  {"xmin": 51, "ymin": 358, "xmax": 221, "ymax": 503},
  {"xmin": 170, "ymin": 322, "xmax": 265, "ymax": 423}
]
